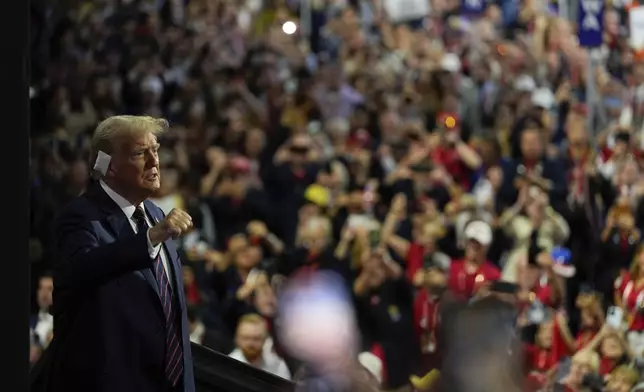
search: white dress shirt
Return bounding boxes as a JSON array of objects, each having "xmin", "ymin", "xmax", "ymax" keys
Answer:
[
  {"xmin": 33, "ymin": 309, "xmax": 54, "ymax": 347},
  {"xmin": 228, "ymin": 347, "xmax": 292, "ymax": 380},
  {"xmin": 100, "ymin": 181, "xmax": 175, "ymax": 291}
]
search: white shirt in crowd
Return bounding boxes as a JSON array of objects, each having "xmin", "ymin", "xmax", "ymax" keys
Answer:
[
  {"xmin": 228, "ymin": 339, "xmax": 292, "ymax": 380},
  {"xmin": 189, "ymin": 322, "xmax": 206, "ymax": 344},
  {"xmin": 33, "ymin": 309, "xmax": 54, "ymax": 347},
  {"xmin": 100, "ymin": 181, "xmax": 175, "ymax": 291}
]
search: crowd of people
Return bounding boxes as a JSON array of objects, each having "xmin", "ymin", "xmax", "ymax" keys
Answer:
[{"xmin": 28, "ymin": 0, "xmax": 644, "ymax": 391}]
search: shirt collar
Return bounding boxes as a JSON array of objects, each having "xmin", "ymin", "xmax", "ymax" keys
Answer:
[
  {"xmin": 231, "ymin": 348, "xmax": 267, "ymax": 367},
  {"xmin": 99, "ymin": 180, "xmax": 144, "ymax": 219}
]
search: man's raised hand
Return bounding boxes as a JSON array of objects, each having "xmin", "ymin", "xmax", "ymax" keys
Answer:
[{"xmin": 149, "ymin": 208, "xmax": 193, "ymax": 245}]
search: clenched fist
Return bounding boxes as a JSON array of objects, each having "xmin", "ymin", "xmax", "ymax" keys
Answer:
[{"xmin": 149, "ymin": 208, "xmax": 193, "ymax": 245}]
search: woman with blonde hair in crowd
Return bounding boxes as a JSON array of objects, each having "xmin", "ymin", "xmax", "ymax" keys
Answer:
[
  {"xmin": 554, "ymin": 289, "xmax": 605, "ymax": 360},
  {"xmin": 554, "ymin": 350, "xmax": 600, "ymax": 392},
  {"xmin": 606, "ymin": 365, "xmax": 640, "ymax": 392}
]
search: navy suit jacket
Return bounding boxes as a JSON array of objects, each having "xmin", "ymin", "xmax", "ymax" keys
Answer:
[
  {"xmin": 47, "ymin": 183, "xmax": 195, "ymax": 392},
  {"xmin": 497, "ymin": 157, "xmax": 568, "ymax": 212}
]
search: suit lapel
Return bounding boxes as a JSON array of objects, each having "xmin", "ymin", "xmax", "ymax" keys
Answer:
[
  {"xmin": 105, "ymin": 213, "xmax": 132, "ymax": 239},
  {"xmin": 86, "ymin": 181, "xmax": 134, "ymax": 238},
  {"xmin": 85, "ymin": 182, "xmax": 132, "ymax": 239},
  {"xmin": 85, "ymin": 184, "xmax": 185, "ymax": 316},
  {"xmin": 86, "ymin": 183, "xmax": 163, "ymax": 301},
  {"xmin": 139, "ymin": 203, "xmax": 165, "ymax": 300},
  {"xmin": 140, "ymin": 267, "xmax": 161, "ymax": 298}
]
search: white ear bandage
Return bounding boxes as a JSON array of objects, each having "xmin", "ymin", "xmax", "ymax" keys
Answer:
[{"xmin": 93, "ymin": 150, "xmax": 112, "ymax": 176}]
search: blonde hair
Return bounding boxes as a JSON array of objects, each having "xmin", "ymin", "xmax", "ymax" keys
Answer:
[
  {"xmin": 572, "ymin": 350, "xmax": 600, "ymax": 372},
  {"xmin": 238, "ymin": 313, "xmax": 267, "ymax": 325},
  {"xmin": 304, "ymin": 216, "xmax": 332, "ymax": 239},
  {"xmin": 237, "ymin": 313, "xmax": 268, "ymax": 335},
  {"xmin": 90, "ymin": 115, "xmax": 168, "ymax": 178},
  {"xmin": 610, "ymin": 365, "xmax": 639, "ymax": 386},
  {"xmin": 421, "ymin": 220, "xmax": 446, "ymax": 239},
  {"xmin": 629, "ymin": 245, "xmax": 644, "ymax": 280}
]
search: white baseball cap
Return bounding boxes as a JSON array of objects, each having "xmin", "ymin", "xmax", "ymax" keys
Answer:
[
  {"xmin": 441, "ymin": 53, "xmax": 461, "ymax": 73},
  {"xmin": 531, "ymin": 87, "xmax": 555, "ymax": 109},
  {"xmin": 514, "ymin": 75, "xmax": 536, "ymax": 92},
  {"xmin": 464, "ymin": 220, "xmax": 493, "ymax": 246},
  {"xmin": 358, "ymin": 352, "xmax": 383, "ymax": 385}
]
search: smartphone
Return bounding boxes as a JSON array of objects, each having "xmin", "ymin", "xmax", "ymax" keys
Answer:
[
  {"xmin": 526, "ymin": 300, "xmax": 546, "ymax": 325},
  {"xmin": 606, "ymin": 306, "xmax": 624, "ymax": 329}
]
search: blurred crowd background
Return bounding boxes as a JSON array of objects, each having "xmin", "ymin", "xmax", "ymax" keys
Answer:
[{"xmin": 27, "ymin": 0, "xmax": 644, "ymax": 391}]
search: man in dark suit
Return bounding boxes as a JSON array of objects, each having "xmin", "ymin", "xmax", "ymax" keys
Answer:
[
  {"xmin": 47, "ymin": 115, "xmax": 196, "ymax": 392},
  {"xmin": 498, "ymin": 127, "xmax": 568, "ymax": 212}
]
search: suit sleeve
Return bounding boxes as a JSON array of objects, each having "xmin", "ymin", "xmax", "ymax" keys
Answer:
[{"xmin": 54, "ymin": 207, "xmax": 153, "ymax": 290}]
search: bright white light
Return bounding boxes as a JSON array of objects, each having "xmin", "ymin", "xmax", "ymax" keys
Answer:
[
  {"xmin": 282, "ymin": 21, "xmax": 297, "ymax": 35},
  {"xmin": 278, "ymin": 271, "xmax": 358, "ymax": 367}
]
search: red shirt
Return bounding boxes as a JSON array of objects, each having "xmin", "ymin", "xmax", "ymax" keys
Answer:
[
  {"xmin": 599, "ymin": 357, "xmax": 619, "ymax": 376},
  {"xmin": 551, "ymin": 314, "xmax": 598, "ymax": 363},
  {"xmin": 413, "ymin": 289, "xmax": 441, "ymax": 344},
  {"xmin": 599, "ymin": 146, "xmax": 613, "ymax": 162},
  {"xmin": 525, "ymin": 344, "xmax": 556, "ymax": 373},
  {"xmin": 447, "ymin": 259, "xmax": 500, "ymax": 300},
  {"xmin": 413, "ymin": 289, "xmax": 443, "ymax": 373},
  {"xmin": 534, "ymin": 281, "xmax": 554, "ymax": 307},
  {"xmin": 431, "ymin": 146, "xmax": 470, "ymax": 190},
  {"xmin": 616, "ymin": 272, "xmax": 644, "ymax": 331},
  {"xmin": 406, "ymin": 242, "xmax": 425, "ymax": 282},
  {"xmin": 185, "ymin": 281, "xmax": 201, "ymax": 305},
  {"xmin": 519, "ymin": 276, "xmax": 555, "ymax": 312},
  {"xmin": 551, "ymin": 315, "xmax": 568, "ymax": 363},
  {"xmin": 575, "ymin": 329, "xmax": 597, "ymax": 351},
  {"xmin": 524, "ymin": 344, "xmax": 556, "ymax": 392},
  {"xmin": 562, "ymin": 384, "xmax": 576, "ymax": 392},
  {"xmin": 600, "ymin": 147, "xmax": 643, "ymax": 163}
]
